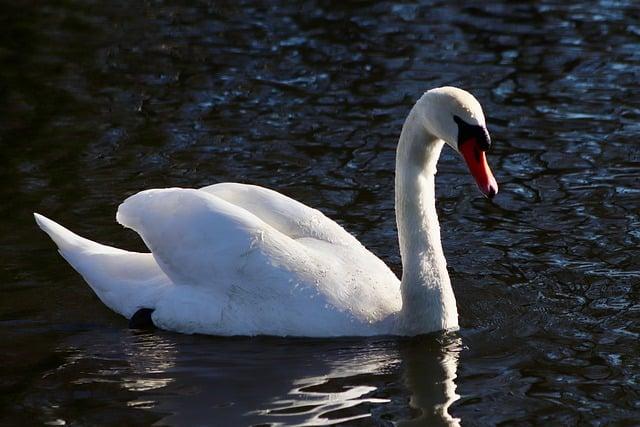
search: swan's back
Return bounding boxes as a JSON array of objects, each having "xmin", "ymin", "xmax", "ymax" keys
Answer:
[{"xmin": 201, "ymin": 183, "xmax": 359, "ymax": 245}]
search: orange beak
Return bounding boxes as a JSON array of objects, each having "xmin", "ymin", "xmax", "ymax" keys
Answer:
[{"xmin": 460, "ymin": 138, "xmax": 498, "ymax": 199}]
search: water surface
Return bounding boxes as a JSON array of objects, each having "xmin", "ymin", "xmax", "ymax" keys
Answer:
[{"xmin": 1, "ymin": 0, "xmax": 639, "ymax": 425}]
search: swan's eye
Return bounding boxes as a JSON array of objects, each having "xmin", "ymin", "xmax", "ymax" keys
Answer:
[{"xmin": 453, "ymin": 115, "xmax": 490, "ymax": 151}]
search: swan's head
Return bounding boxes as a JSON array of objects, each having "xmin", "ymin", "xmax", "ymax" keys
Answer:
[{"xmin": 420, "ymin": 86, "xmax": 498, "ymax": 199}]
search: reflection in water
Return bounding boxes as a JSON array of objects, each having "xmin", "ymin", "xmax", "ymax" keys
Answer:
[
  {"xmin": 251, "ymin": 346, "xmax": 400, "ymax": 425},
  {"xmin": 44, "ymin": 331, "xmax": 463, "ymax": 425},
  {"xmin": 399, "ymin": 336, "xmax": 461, "ymax": 427},
  {"xmin": 120, "ymin": 333, "xmax": 177, "ymax": 392}
]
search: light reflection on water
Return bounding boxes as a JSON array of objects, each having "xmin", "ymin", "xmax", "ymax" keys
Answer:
[{"xmin": 35, "ymin": 331, "xmax": 461, "ymax": 426}]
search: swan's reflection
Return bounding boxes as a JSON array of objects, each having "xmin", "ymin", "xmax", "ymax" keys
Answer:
[
  {"xmin": 58, "ymin": 330, "xmax": 177, "ymax": 396},
  {"xmin": 399, "ymin": 335, "xmax": 462, "ymax": 427},
  {"xmin": 58, "ymin": 330, "xmax": 462, "ymax": 425},
  {"xmin": 119, "ymin": 333, "xmax": 177, "ymax": 392},
  {"xmin": 247, "ymin": 341, "xmax": 401, "ymax": 425}
]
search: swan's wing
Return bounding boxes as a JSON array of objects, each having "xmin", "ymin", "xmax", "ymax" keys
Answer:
[
  {"xmin": 116, "ymin": 186, "xmax": 402, "ymax": 336},
  {"xmin": 116, "ymin": 188, "xmax": 310, "ymax": 292},
  {"xmin": 200, "ymin": 183, "xmax": 361, "ymax": 248},
  {"xmin": 199, "ymin": 184, "xmax": 399, "ymax": 288}
]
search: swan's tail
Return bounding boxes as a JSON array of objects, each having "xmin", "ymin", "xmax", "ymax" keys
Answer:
[
  {"xmin": 34, "ymin": 213, "xmax": 101, "ymax": 256},
  {"xmin": 34, "ymin": 213, "xmax": 171, "ymax": 318}
]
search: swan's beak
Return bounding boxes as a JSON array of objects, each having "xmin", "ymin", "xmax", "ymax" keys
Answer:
[{"xmin": 460, "ymin": 138, "xmax": 498, "ymax": 199}]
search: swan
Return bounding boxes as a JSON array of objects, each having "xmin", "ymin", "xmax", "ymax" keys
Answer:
[{"xmin": 34, "ymin": 86, "xmax": 498, "ymax": 337}]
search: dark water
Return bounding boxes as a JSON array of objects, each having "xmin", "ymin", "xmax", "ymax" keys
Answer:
[{"xmin": 1, "ymin": 0, "xmax": 639, "ymax": 425}]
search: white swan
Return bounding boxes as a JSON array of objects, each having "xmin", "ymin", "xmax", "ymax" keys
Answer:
[{"xmin": 34, "ymin": 86, "xmax": 498, "ymax": 337}]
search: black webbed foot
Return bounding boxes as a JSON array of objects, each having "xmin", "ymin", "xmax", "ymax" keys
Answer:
[{"xmin": 129, "ymin": 308, "xmax": 156, "ymax": 330}]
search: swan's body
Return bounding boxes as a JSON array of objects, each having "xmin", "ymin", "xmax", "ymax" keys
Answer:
[
  {"xmin": 35, "ymin": 184, "xmax": 401, "ymax": 336},
  {"xmin": 35, "ymin": 87, "xmax": 497, "ymax": 337}
]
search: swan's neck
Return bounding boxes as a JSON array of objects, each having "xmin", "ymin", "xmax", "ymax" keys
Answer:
[{"xmin": 395, "ymin": 105, "xmax": 458, "ymax": 334}]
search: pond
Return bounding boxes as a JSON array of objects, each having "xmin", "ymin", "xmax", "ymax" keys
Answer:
[{"xmin": 1, "ymin": 0, "xmax": 639, "ymax": 425}]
